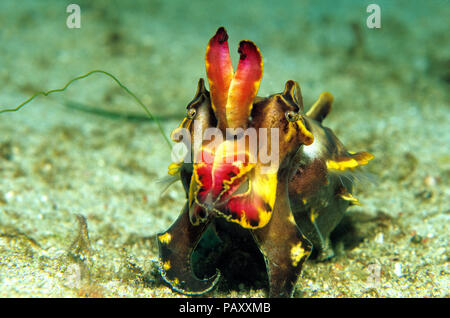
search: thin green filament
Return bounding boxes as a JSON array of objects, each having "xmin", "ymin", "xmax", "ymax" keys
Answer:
[{"xmin": 0, "ymin": 70, "xmax": 172, "ymax": 149}]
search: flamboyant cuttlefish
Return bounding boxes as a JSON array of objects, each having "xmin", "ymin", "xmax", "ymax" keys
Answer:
[{"xmin": 157, "ymin": 27, "xmax": 373, "ymax": 297}]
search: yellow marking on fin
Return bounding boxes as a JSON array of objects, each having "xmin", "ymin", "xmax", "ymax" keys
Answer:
[
  {"xmin": 327, "ymin": 158, "xmax": 359, "ymax": 170},
  {"xmin": 327, "ymin": 152, "xmax": 374, "ymax": 171},
  {"xmin": 339, "ymin": 192, "xmax": 362, "ymax": 206},
  {"xmin": 310, "ymin": 209, "xmax": 319, "ymax": 223},
  {"xmin": 168, "ymin": 162, "xmax": 182, "ymax": 176},
  {"xmin": 351, "ymin": 151, "xmax": 374, "ymax": 165},
  {"xmin": 163, "ymin": 260, "xmax": 171, "ymax": 271},
  {"xmin": 291, "ymin": 242, "xmax": 306, "ymax": 267},
  {"xmin": 158, "ymin": 232, "xmax": 172, "ymax": 244}
]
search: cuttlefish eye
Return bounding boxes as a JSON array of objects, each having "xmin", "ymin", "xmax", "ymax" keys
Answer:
[
  {"xmin": 285, "ymin": 110, "xmax": 299, "ymax": 122},
  {"xmin": 187, "ymin": 108, "xmax": 197, "ymax": 119}
]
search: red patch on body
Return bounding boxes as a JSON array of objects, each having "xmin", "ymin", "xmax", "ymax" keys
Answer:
[
  {"xmin": 194, "ymin": 146, "xmax": 252, "ymax": 204},
  {"xmin": 222, "ymin": 194, "xmax": 265, "ymax": 227}
]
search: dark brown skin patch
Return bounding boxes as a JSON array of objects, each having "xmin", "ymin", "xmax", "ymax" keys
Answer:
[
  {"xmin": 250, "ymin": 92, "xmax": 304, "ymax": 164},
  {"xmin": 289, "ymin": 159, "xmax": 328, "ymax": 198},
  {"xmin": 157, "ymin": 203, "xmax": 220, "ymax": 295},
  {"xmin": 252, "ymin": 175, "xmax": 312, "ymax": 297}
]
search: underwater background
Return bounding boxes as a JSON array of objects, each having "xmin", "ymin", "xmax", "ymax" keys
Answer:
[{"xmin": 0, "ymin": 0, "xmax": 448, "ymax": 297}]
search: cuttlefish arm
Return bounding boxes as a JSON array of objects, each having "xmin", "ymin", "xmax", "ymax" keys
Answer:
[
  {"xmin": 251, "ymin": 175, "xmax": 312, "ymax": 297},
  {"xmin": 157, "ymin": 202, "xmax": 220, "ymax": 295}
]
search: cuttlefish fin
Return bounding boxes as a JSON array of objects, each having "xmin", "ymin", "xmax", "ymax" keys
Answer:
[{"xmin": 327, "ymin": 151, "xmax": 374, "ymax": 171}]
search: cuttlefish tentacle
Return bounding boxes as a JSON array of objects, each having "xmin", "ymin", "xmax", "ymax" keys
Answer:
[
  {"xmin": 205, "ymin": 27, "xmax": 234, "ymax": 130},
  {"xmin": 226, "ymin": 40, "xmax": 263, "ymax": 129},
  {"xmin": 251, "ymin": 176, "xmax": 312, "ymax": 297},
  {"xmin": 157, "ymin": 202, "xmax": 220, "ymax": 295}
]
